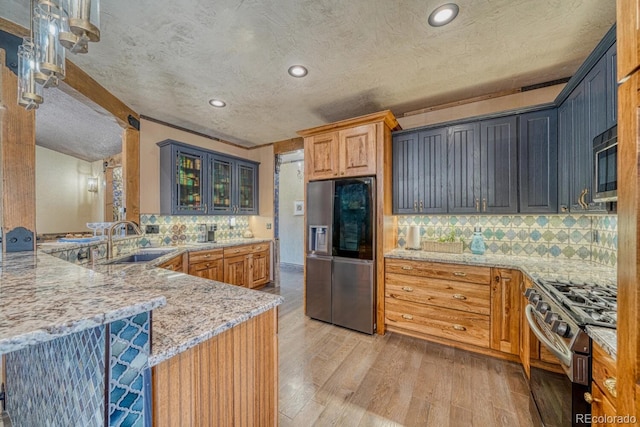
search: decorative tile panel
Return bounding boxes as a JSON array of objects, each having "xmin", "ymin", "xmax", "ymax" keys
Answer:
[
  {"xmin": 139, "ymin": 214, "xmax": 250, "ymax": 246},
  {"xmin": 396, "ymin": 214, "xmax": 617, "ymax": 267},
  {"xmin": 5, "ymin": 326, "xmax": 106, "ymax": 427}
]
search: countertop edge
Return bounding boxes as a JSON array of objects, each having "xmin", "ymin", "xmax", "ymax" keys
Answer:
[
  {"xmin": 148, "ymin": 296, "xmax": 283, "ymax": 367},
  {"xmin": 586, "ymin": 326, "xmax": 617, "ymax": 359}
]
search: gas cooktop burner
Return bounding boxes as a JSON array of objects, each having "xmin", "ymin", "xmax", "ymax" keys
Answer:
[{"xmin": 539, "ymin": 279, "xmax": 617, "ymax": 328}]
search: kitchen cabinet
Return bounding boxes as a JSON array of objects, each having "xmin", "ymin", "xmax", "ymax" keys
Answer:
[
  {"xmin": 392, "ymin": 128, "xmax": 447, "ymax": 214},
  {"xmin": 605, "ymin": 42, "xmax": 618, "ymax": 129},
  {"xmin": 518, "ymin": 109, "xmax": 558, "ymax": 213},
  {"xmin": 490, "ymin": 268, "xmax": 521, "ymax": 355},
  {"xmin": 159, "ymin": 254, "xmax": 185, "ymax": 272},
  {"xmin": 304, "ymin": 123, "xmax": 377, "ymax": 181},
  {"xmin": 448, "ymin": 117, "xmax": 517, "ymax": 214},
  {"xmin": 385, "ymin": 259, "xmax": 492, "ymax": 349},
  {"xmin": 223, "ymin": 245, "xmax": 252, "ymax": 287},
  {"xmin": 250, "ymin": 244, "xmax": 271, "ymax": 289},
  {"xmin": 586, "ymin": 55, "xmax": 608, "ymax": 140},
  {"xmin": 188, "ymin": 249, "xmax": 224, "ymax": 281},
  {"xmin": 158, "ymin": 140, "xmax": 259, "ymax": 215},
  {"xmin": 616, "ymin": 1, "xmax": 639, "ymax": 82},
  {"xmin": 589, "ymin": 342, "xmax": 617, "ymax": 422}
]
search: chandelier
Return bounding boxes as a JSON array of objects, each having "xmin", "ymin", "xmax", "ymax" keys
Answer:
[{"xmin": 17, "ymin": 0, "xmax": 101, "ymax": 110}]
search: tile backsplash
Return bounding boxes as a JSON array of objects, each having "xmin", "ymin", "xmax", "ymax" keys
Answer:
[
  {"xmin": 396, "ymin": 214, "xmax": 617, "ymax": 267},
  {"xmin": 139, "ymin": 214, "xmax": 250, "ymax": 247}
]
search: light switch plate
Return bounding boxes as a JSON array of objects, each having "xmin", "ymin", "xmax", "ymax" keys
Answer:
[{"xmin": 266, "ymin": 223, "xmax": 272, "ymax": 229}]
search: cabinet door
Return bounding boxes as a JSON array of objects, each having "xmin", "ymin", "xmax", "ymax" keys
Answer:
[
  {"xmin": 490, "ymin": 268, "xmax": 521, "ymax": 355},
  {"xmin": 159, "ymin": 255, "xmax": 184, "ymax": 272},
  {"xmin": 447, "ymin": 123, "xmax": 480, "ymax": 213},
  {"xmin": 417, "ymin": 128, "xmax": 448, "ymax": 213},
  {"xmin": 172, "ymin": 146, "xmax": 207, "ymax": 215},
  {"xmin": 189, "ymin": 259, "xmax": 224, "ymax": 281},
  {"xmin": 250, "ymin": 249, "xmax": 270, "ymax": 288},
  {"xmin": 558, "ymin": 99, "xmax": 573, "ymax": 212},
  {"xmin": 590, "ymin": 383, "xmax": 617, "ymax": 427},
  {"xmin": 519, "ymin": 109, "xmax": 558, "ymax": 213},
  {"xmin": 236, "ymin": 161, "xmax": 258, "ymax": 215},
  {"xmin": 224, "ymin": 254, "xmax": 250, "ymax": 287},
  {"xmin": 210, "ymin": 155, "xmax": 234, "ymax": 214},
  {"xmin": 586, "ymin": 56, "xmax": 608, "ymax": 139},
  {"xmin": 392, "ymin": 132, "xmax": 420, "ymax": 214},
  {"xmin": 605, "ymin": 42, "xmax": 618, "ymax": 129},
  {"xmin": 305, "ymin": 132, "xmax": 339, "ymax": 180},
  {"xmin": 338, "ymin": 124, "xmax": 377, "ymax": 177},
  {"xmin": 569, "ymin": 82, "xmax": 592, "ymax": 211},
  {"xmin": 479, "ymin": 117, "xmax": 518, "ymax": 213},
  {"xmin": 616, "ymin": 0, "xmax": 640, "ymax": 82}
]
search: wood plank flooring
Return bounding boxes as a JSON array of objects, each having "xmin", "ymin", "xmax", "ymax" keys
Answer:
[{"xmin": 263, "ymin": 267, "xmax": 538, "ymax": 427}]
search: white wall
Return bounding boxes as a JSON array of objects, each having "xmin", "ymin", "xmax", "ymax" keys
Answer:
[
  {"xmin": 278, "ymin": 161, "xmax": 304, "ymax": 265},
  {"xmin": 36, "ymin": 146, "xmax": 104, "ymax": 233}
]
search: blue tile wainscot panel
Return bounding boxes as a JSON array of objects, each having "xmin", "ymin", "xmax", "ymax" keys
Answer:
[
  {"xmin": 396, "ymin": 214, "xmax": 618, "ymax": 267},
  {"xmin": 109, "ymin": 312, "xmax": 151, "ymax": 427},
  {"xmin": 5, "ymin": 326, "xmax": 107, "ymax": 427}
]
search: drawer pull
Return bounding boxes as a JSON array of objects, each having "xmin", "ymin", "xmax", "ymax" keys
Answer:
[
  {"xmin": 402, "ymin": 314, "xmax": 413, "ymax": 320},
  {"xmin": 452, "ymin": 294, "xmax": 467, "ymax": 300},
  {"xmin": 402, "ymin": 286, "xmax": 414, "ymax": 292},
  {"xmin": 453, "ymin": 272, "xmax": 467, "ymax": 277},
  {"xmin": 603, "ymin": 378, "xmax": 617, "ymax": 398},
  {"xmin": 234, "ymin": 249, "xmax": 240, "ymax": 253},
  {"xmin": 583, "ymin": 392, "xmax": 600, "ymax": 404},
  {"xmin": 401, "ymin": 266, "xmax": 413, "ymax": 270},
  {"xmin": 452, "ymin": 324, "xmax": 467, "ymax": 331}
]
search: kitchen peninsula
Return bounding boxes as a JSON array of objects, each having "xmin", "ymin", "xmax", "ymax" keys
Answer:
[{"xmin": 0, "ymin": 240, "xmax": 283, "ymax": 426}]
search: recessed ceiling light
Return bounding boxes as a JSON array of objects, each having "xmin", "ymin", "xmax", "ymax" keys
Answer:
[
  {"xmin": 208, "ymin": 99, "xmax": 226, "ymax": 108},
  {"xmin": 288, "ymin": 65, "xmax": 308, "ymax": 78},
  {"xmin": 428, "ymin": 3, "xmax": 459, "ymax": 27}
]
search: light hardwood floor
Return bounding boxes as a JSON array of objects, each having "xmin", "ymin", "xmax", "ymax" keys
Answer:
[{"xmin": 264, "ymin": 267, "xmax": 538, "ymax": 427}]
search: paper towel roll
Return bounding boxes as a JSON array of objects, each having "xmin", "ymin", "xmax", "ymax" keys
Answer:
[{"xmin": 406, "ymin": 225, "xmax": 421, "ymax": 250}]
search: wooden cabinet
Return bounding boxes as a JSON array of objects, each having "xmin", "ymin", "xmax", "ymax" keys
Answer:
[
  {"xmin": 188, "ymin": 249, "xmax": 224, "ymax": 281},
  {"xmin": 158, "ymin": 140, "xmax": 259, "ymax": 215},
  {"xmin": 224, "ymin": 252, "xmax": 251, "ymax": 287},
  {"xmin": 385, "ymin": 259, "xmax": 492, "ymax": 349},
  {"xmin": 590, "ymin": 383, "xmax": 617, "ymax": 427},
  {"xmin": 616, "ymin": 0, "xmax": 639, "ymax": 82},
  {"xmin": 250, "ymin": 245, "xmax": 270, "ymax": 289},
  {"xmin": 304, "ymin": 124, "xmax": 377, "ymax": 181},
  {"xmin": 152, "ymin": 308, "xmax": 278, "ymax": 427},
  {"xmin": 222, "ymin": 243, "xmax": 271, "ymax": 289},
  {"xmin": 518, "ymin": 109, "xmax": 559, "ymax": 213},
  {"xmin": 590, "ymin": 342, "xmax": 617, "ymax": 423},
  {"xmin": 392, "ymin": 128, "xmax": 448, "ymax": 214},
  {"xmin": 159, "ymin": 254, "xmax": 185, "ymax": 272},
  {"xmin": 490, "ymin": 268, "xmax": 521, "ymax": 355}
]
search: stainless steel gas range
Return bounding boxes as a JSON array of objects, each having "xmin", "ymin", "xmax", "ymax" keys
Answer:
[{"xmin": 524, "ymin": 278, "xmax": 616, "ymax": 427}]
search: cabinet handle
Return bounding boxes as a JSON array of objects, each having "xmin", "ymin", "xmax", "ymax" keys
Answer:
[
  {"xmin": 482, "ymin": 198, "xmax": 487, "ymax": 212},
  {"xmin": 475, "ymin": 198, "xmax": 480, "ymax": 211},
  {"xmin": 234, "ymin": 249, "xmax": 240, "ymax": 253},
  {"xmin": 419, "ymin": 200, "xmax": 423, "ymax": 212},
  {"xmin": 453, "ymin": 271, "xmax": 467, "ymax": 277},
  {"xmin": 205, "ymin": 204, "xmax": 208, "ymax": 214},
  {"xmin": 452, "ymin": 294, "xmax": 467, "ymax": 300},
  {"xmin": 583, "ymin": 392, "xmax": 600, "ymax": 405},
  {"xmin": 341, "ymin": 172, "xmax": 345, "ymax": 175},
  {"xmin": 578, "ymin": 188, "xmax": 588, "ymax": 209},
  {"xmin": 414, "ymin": 201, "xmax": 418, "ymax": 212},
  {"xmin": 452, "ymin": 324, "xmax": 467, "ymax": 331},
  {"xmin": 204, "ymin": 254, "xmax": 210, "ymax": 258},
  {"xmin": 603, "ymin": 378, "xmax": 617, "ymax": 398},
  {"xmin": 402, "ymin": 314, "xmax": 413, "ymax": 320},
  {"xmin": 401, "ymin": 266, "xmax": 413, "ymax": 270},
  {"xmin": 402, "ymin": 286, "xmax": 414, "ymax": 292},
  {"xmin": 205, "ymin": 263, "xmax": 210, "ymax": 267}
]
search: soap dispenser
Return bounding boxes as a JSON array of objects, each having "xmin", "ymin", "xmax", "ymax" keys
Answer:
[{"xmin": 470, "ymin": 226, "xmax": 486, "ymax": 255}]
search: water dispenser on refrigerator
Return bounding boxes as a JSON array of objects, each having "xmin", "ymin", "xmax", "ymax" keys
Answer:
[{"xmin": 309, "ymin": 225, "xmax": 329, "ymax": 254}]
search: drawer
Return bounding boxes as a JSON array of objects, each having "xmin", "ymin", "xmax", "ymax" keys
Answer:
[
  {"xmin": 385, "ymin": 299, "xmax": 490, "ymax": 348},
  {"xmin": 188, "ymin": 249, "xmax": 223, "ymax": 264},
  {"xmin": 249, "ymin": 242, "xmax": 270, "ymax": 253},
  {"xmin": 385, "ymin": 259, "xmax": 491, "ymax": 285},
  {"xmin": 592, "ymin": 342, "xmax": 617, "ymax": 404},
  {"xmin": 385, "ymin": 273, "xmax": 490, "ymax": 315},
  {"xmin": 159, "ymin": 255, "xmax": 183, "ymax": 272},
  {"xmin": 223, "ymin": 244, "xmax": 252, "ymax": 257}
]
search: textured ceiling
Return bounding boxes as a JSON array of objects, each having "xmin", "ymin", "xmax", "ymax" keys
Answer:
[
  {"xmin": 1, "ymin": 0, "xmax": 617, "ymax": 147},
  {"xmin": 36, "ymin": 88, "xmax": 122, "ymax": 162}
]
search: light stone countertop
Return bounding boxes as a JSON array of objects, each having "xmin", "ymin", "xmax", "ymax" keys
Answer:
[
  {"xmin": 385, "ymin": 249, "xmax": 617, "ymax": 359},
  {"xmin": 1, "ymin": 239, "xmax": 282, "ymax": 367}
]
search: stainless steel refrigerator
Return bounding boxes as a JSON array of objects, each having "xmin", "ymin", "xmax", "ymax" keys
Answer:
[{"xmin": 305, "ymin": 177, "xmax": 376, "ymax": 334}]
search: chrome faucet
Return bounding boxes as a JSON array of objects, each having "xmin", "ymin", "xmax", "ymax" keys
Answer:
[{"xmin": 106, "ymin": 220, "xmax": 142, "ymax": 259}]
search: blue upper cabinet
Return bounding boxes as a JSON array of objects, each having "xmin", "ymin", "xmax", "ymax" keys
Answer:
[
  {"xmin": 447, "ymin": 123, "xmax": 481, "ymax": 214},
  {"xmin": 519, "ymin": 109, "xmax": 558, "ymax": 214},
  {"xmin": 605, "ymin": 42, "xmax": 617, "ymax": 129}
]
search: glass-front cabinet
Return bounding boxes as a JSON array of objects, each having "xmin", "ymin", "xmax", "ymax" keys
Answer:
[{"xmin": 158, "ymin": 140, "xmax": 259, "ymax": 215}]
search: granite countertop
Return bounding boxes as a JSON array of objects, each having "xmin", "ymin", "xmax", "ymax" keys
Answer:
[
  {"xmin": 0, "ymin": 252, "xmax": 166, "ymax": 355},
  {"xmin": 385, "ymin": 249, "xmax": 617, "ymax": 358},
  {"xmin": 42, "ymin": 238, "xmax": 281, "ymax": 366}
]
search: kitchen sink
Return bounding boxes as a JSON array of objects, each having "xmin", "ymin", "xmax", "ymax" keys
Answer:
[{"xmin": 110, "ymin": 248, "xmax": 175, "ymax": 264}]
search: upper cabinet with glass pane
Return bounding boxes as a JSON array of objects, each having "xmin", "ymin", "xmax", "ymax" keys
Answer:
[{"xmin": 158, "ymin": 140, "xmax": 259, "ymax": 215}]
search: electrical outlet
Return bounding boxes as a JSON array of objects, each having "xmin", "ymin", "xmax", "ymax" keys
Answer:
[
  {"xmin": 266, "ymin": 223, "xmax": 272, "ymax": 230},
  {"xmin": 145, "ymin": 225, "xmax": 160, "ymax": 234}
]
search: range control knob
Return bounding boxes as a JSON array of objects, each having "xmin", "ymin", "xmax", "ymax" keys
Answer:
[
  {"xmin": 536, "ymin": 301, "xmax": 550, "ymax": 314},
  {"xmin": 551, "ymin": 320, "xmax": 571, "ymax": 338},
  {"xmin": 544, "ymin": 312, "xmax": 559, "ymax": 324},
  {"xmin": 524, "ymin": 288, "xmax": 536, "ymax": 298},
  {"xmin": 528, "ymin": 292, "xmax": 541, "ymax": 305}
]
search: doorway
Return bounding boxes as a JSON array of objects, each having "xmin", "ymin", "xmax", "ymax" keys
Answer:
[{"xmin": 275, "ymin": 150, "xmax": 304, "ymax": 270}]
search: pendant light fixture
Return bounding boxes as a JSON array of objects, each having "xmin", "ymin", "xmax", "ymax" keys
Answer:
[{"xmin": 16, "ymin": 0, "xmax": 101, "ymax": 110}]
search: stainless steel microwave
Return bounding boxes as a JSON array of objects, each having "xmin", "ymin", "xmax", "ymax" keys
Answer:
[{"xmin": 593, "ymin": 125, "xmax": 617, "ymax": 202}]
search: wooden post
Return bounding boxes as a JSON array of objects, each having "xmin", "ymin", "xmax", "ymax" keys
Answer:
[
  {"xmin": 0, "ymin": 49, "xmax": 36, "ymax": 252},
  {"xmin": 122, "ymin": 127, "xmax": 140, "ymax": 225}
]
